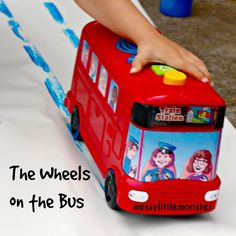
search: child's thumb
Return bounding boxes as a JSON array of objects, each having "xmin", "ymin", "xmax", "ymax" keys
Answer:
[{"xmin": 130, "ymin": 54, "xmax": 148, "ymax": 74}]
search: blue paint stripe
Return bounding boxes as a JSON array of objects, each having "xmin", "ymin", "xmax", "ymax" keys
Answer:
[
  {"xmin": 0, "ymin": 1, "xmax": 104, "ymax": 192},
  {"xmin": 24, "ymin": 45, "xmax": 51, "ymax": 73},
  {"xmin": 0, "ymin": 1, "xmax": 69, "ymax": 117},
  {"xmin": 44, "ymin": 2, "xmax": 64, "ymax": 24},
  {"xmin": 0, "ymin": 0, "xmax": 13, "ymax": 18},
  {"xmin": 45, "ymin": 77, "xmax": 70, "ymax": 117},
  {"xmin": 62, "ymin": 28, "xmax": 79, "ymax": 48},
  {"xmin": 43, "ymin": 1, "xmax": 79, "ymax": 48},
  {"xmin": 95, "ymin": 175, "xmax": 105, "ymax": 190},
  {"xmin": 8, "ymin": 19, "xmax": 28, "ymax": 42}
]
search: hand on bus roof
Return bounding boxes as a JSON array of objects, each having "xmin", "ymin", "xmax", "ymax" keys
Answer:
[
  {"xmin": 130, "ymin": 32, "xmax": 214, "ymax": 86},
  {"xmin": 75, "ymin": 0, "xmax": 213, "ymax": 86}
]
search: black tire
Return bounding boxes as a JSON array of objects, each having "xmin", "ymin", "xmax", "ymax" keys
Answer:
[
  {"xmin": 105, "ymin": 170, "xmax": 119, "ymax": 209},
  {"xmin": 71, "ymin": 107, "xmax": 83, "ymax": 141}
]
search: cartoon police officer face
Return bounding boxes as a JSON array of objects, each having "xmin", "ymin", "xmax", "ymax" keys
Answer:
[
  {"xmin": 153, "ymin": 152, "xmax": 172, "ymax": 169},
  {"xmin": 127, "ymin": 145, "xmax": 137, "ymax": 160}
]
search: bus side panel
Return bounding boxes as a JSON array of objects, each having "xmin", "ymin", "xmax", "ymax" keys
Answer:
[
  {"xmin": 112, "ymin": 130, "xmax": 123, "ymax": 161},
  {"xmin": 75, "ymin": 68, "xmax": 90, "ymax": 114},
  {"xmin": 88, "ymin": 97, "xmax": 106, "ymax": 149},
  {"xmin": 102, "ymin": 112, "xmax": 122, "ymax": 174},
  {"xmin": 74, "ymin": 68, "xmax": 108, "ymax": 176},
  {"xmin": 105, "ymin": 89, "xmax": 133, "ymax": 177}
]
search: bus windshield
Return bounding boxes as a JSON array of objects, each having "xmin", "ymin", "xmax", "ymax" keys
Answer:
[{"xmin": 122, "ymin": 122, "xmax": 221, "ymax": 182}]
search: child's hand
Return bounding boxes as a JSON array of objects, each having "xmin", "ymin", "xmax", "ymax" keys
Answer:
[
  {"xmin": 75, "ymin": 0, "xmax": 212, "ymax": 85},
  {"xmin": 130, "ymin": 32, "xmax": 213, "ymax": 86}
]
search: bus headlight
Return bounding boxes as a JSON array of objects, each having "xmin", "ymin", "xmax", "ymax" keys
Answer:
[
  {"xmin": 204, "ymin": 189, "xmax": 220, "ymax": 202},
  {"xmin": 128, "ymin": 190, "xmax": 149, "ymax": 202}
]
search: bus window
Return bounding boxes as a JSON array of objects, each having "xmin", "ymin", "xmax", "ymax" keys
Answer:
[
  {"xmin": 132, "ymin": 103, "xmax": 225, "ymax": 128},
  {"xmin": 108, "ymin": 80, "xmax": 118, "ymax": 112},
  {"xmin": 123, "ymin": 123, "xmax": 221, "ymax": 182},
  {"xmin": 98, "ymin": 65, "xmax": 108, "ymax": 97},
  {"xmin": 81, "ymin": 40, "xmax": 89, "ymax": 68},
  {"xmin": 89, "ymin": 52, "xmax": 98, "ymax": 83},
  {"xmin": 123, "ymin": 134, "xmax": 141, "ymax": 179}
]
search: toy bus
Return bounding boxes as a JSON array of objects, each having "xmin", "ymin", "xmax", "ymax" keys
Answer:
[{"xmin": 64, "ymin": 21, "xmax": 226, "ymax": 215}]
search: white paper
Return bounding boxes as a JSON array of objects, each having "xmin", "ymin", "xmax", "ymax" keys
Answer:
[{"xmin": 0, "ymin": 1, "xmax": 236, "ymax": 235}]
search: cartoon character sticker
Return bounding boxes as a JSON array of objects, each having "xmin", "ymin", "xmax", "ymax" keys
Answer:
[
  {"xmin": 108, "ymin": 80, "xmax": 118, "ymax": 112},
  {"xmin": 189, "ymin": 107, "xmax": 213, "ymax": 124},
  {"xmin": 182, "ymin": 150, "xmax": 212, "ymax": 181},
  {"xmin": 81, "ymin": 40, "xmax": 89, "ymax": 68},
  {"xmin": 98, "ymin": 65, "xmax": 108, "ymax": 97},
  {"xmin": 89, "ymin": 52, "xmax": 98, "ymax": 82},
  {"xmin": 123, "ymin": 123, "xmax": 220, "ymax": 182},
  {"xmin": 142, "ymin": 142, "xmax": 176, "ymax": 182},
  {"xmin": 123, "ymin": 135, "xmax": 139, "ymax": 178}
]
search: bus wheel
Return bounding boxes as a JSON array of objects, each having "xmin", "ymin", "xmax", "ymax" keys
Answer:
[
  {"xmin": 71, "ymin": 107, "xmax": 83, "ymax": 141},
  {"xmin": 105, "ymin": 171, "xmax": 119, "ymax": 209}
]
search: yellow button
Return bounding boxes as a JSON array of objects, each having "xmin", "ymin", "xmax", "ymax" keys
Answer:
[{"xmin": 163, "ymin": 70, "xmax": 187, "ymax": 85}]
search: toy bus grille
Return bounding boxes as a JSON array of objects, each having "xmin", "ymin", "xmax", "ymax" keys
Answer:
[{"xmin": 154, "ymin": 190, "xmax": 202, "ymax": 203}]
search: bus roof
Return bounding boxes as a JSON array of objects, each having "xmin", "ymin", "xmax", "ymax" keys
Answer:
[{"xmin": 81, "ymin": 21, "xmax": 225, "ymax": 107}]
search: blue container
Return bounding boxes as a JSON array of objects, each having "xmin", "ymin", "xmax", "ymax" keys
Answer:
[{"xmin": 160, "ymin": 0, "xmax": 193, "ymax": 17}]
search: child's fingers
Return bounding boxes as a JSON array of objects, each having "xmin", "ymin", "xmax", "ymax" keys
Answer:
[
  {"xmin": 182, "ymin": 56, "xmax": 214, "ymax": 85},
  {"xmin": 177, "ymin": 61, "xmax": 210, "ymax": 84},
  {"xmin": 163, "ymin": 49, "xmax": 214, "ymax": 85},
  {"xmin": 130, "ymin": 54, "xmax": 150, "ymax": 73},
  {"xmin": 187, "ymin": 53, "xmax": 212, "ymax": 81}
]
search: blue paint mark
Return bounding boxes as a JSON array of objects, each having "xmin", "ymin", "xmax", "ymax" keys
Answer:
[
  {"xmin": 67, "ymin": 124, "xmax": 84, "ymax": 152},
  {"xmin": 0, "ymin": 0, "xmax": 13, "ymax": 18},
  {"xmin": 63, "ymin": 28, "xmax": 79, "ymax": 48},
  {"xmin": 75, "ymin": 140, "xmax": 83, "ymax": 152},
  {"xmin": 8, "ymin": 20, "xmax": 28, "ymax": 42},
  {"xmin": 95, "ymin": 175, "xmax": 105, "ymax": 190},
  {"xmin": 44, "ymin": 2, "xmax": 79, "ymax": 48},
  {"xmin": 45, "ymin": 77, "xmax": 70, "ymax": 117},
  {"xmin": 2, "ymin": 1, "xmax": 71, "ymax": 125},
  {"xmin": 44, "ymin": 2, "xmax": 64, "ymax": 24},
  {"xmin": 0, "ymin": 0, "xmax": 71, "ymax": 119},
  {"xmin": 24, "ymin": 45, "xmax": 51, "ymax": 73}
]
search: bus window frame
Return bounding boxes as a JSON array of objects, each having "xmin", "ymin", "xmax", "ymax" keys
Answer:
[
  {"xmin": 97, "ymin": 64, "xmax": 109, "ymax": 99},
  {"xmin": 88, "ymin": 52, "xmax": 99, "ymax": 84},
  {"xmin": 107, "ymin": 79, "xmax": 119, "ymax": 114},
  {"xmin": 131, "ymin": 103, "xmax": 220, "ymax": 131},
  {"xmin": 81, "ymin": 39, "xmax": 90, "ymax": 69},
  {"xmin": 84, "ymin": 49, "xmax": 119, "ymax": 120}
]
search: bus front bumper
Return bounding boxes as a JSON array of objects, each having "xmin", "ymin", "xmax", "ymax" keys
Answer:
[{"xmin": 116, "ymin": 175, "xmax": 221, "ymax": 215}]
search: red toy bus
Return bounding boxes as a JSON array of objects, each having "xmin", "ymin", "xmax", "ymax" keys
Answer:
[{"xmin": 64, "ymin": 21, "xmax": 226, "ymax": 215}]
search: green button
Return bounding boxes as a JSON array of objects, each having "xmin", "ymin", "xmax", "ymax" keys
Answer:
[{"xmin": 151, "ymin": 64, "xmax": 176, "ymax": 76}]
